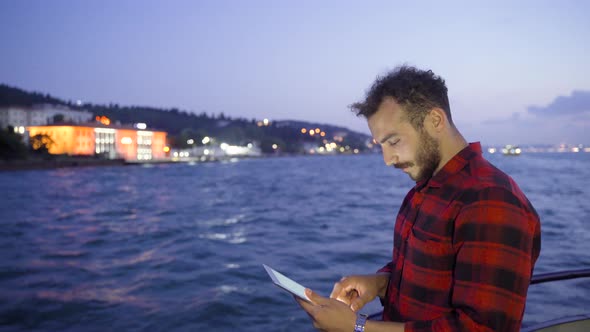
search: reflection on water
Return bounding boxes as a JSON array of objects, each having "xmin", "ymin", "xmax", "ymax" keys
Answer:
[{"xmin": 0, "ymin": 153, "xmax": 589, "ymax": 331}]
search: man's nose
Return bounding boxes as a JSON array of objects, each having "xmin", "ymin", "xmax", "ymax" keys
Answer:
[{"xmin": 383, "ymin": 148, "xmax": 397, "ymax": 166}]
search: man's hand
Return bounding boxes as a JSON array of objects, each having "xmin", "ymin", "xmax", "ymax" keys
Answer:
[
  {"xmin": 330, "ymin": 273, "xmax": 390, "ymax": 312},
  {"xmin": 296, "ymin": 288, "xmax": 356, "ymax": 332}
]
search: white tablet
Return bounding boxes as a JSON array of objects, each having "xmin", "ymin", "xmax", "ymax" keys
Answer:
[{"xmin": 263, "ymin": 264, "xmax": 312, "ymax": 303}]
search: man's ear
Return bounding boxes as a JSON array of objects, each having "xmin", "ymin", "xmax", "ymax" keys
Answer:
[{"xmin": 425, "ymin": 108, "xmax": 446, "ymax": 133}]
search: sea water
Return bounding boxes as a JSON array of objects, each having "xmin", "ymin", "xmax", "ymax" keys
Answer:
[{"xmin": 0, "ymin": 152, "xmax": 589, "ymax": 331}]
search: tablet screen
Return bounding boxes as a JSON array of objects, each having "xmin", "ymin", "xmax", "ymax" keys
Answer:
[{"xmin": 263, "ymin": 264, "xmax": 311, "ymax": 303}]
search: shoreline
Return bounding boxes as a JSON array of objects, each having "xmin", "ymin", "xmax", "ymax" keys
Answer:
[
  {"xmin": 0, "ymin": 158, "xmax": 129, "ymax": 171},
  {"xmin": 0, "ymin": 155, "xmax": 266, "ymax": 171},
  {"xmin": 0, "ymin": 153, "xmax": 371, "ymax": 172}
]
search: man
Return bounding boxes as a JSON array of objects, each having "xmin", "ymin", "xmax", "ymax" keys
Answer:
[{"xmin": 297, "ymin": 65, "xmax": 541, "ymax": 331}]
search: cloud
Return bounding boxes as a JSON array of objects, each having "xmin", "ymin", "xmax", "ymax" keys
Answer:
[
  {"xmin": 473, "ymin": 94, "xmax": 590, "ymax": 144},
  {"xmin": 469, "ymin": 113, "xmax": 590, "ymax": 145},
  {"xmin": 527, "ymin": 90, "xmax": 590, "ymax": 117}
]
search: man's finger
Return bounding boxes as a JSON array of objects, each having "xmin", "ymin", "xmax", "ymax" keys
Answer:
[
  {"xmin": 331, "ymin": 280, "xmax": 357, "ymax": 300},
  {"xmin": 330, "ymin": 278, "xmax": 346, "ymax": 299},
  {"xmin": 295, "ymin": 296, "xmax": 316, "ymax": 315},
  {"xmin": 350, "ymin": 296, "xmax": 367, "ymax": 312},
  {"xmin": 305, "ymin": 288, "xmax": 330, "ymax": 306},
  {"xmin": 332, "ymin": 285, "xmax": 358, "ymax": 305}
]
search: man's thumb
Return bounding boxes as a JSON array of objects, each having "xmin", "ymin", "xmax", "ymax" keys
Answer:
[
  {"xmin": 350, "ymin": 296, "xmax": 366, "ymax": 312},
  {"xmin": 305, "ymin": 288, "xmax": 325, "ymax": 305}
]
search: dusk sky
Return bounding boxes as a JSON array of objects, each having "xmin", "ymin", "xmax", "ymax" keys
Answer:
[{"xmin": 1, "ymin": 0, "xmax": 589, "ymax": 145}]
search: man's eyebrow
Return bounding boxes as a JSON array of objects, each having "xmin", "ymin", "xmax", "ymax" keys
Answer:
[{"xmin": 379, "ymin": 133, "xmax": 398, "ymax": 144}]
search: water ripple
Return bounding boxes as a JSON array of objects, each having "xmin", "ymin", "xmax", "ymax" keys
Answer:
[{"xmin": 0, "ymin": 153, "xmax": 588, "ymax": 331}]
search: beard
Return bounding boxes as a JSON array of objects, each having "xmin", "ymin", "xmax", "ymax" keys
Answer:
[{"xmin": 412, "ymin": 129, "xmax": 441, "ymax": 181}]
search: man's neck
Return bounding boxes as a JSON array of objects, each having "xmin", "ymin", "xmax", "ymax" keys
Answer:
[{"xmin": 434, "ymin": 131, "xmax": 469, "ymax": 175}]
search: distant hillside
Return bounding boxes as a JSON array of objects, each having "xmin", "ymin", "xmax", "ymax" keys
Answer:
[
  {"xmin": 0, "ymin": 83, "xmax": 372, "ymax": 153},
  {"xmin": 275, "ymin": 119, "xmax": 362, "ymax": 135},
  {"xmin": 0, "ymin": 84, "xmax": 67, "ymax": 107}
]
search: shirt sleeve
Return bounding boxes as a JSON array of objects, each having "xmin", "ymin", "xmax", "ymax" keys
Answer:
[
  {"xmin": 377, "ymin": 262, "xmax": 394, "ymax": 307},
  {"xmin": 378, "ymin": 261, "xmax": 394, "ymax": 274},
  {"xmin": 405, "ymin": 186, "xmax": 540, "ymax": 332}
]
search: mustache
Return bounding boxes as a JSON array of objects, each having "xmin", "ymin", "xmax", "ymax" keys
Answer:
[{"xmin": 394, "ymin": 162, "xmax": 413, "ymax": 169}]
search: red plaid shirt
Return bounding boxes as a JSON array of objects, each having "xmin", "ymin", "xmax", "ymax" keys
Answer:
[{"xmin": 378, "ymin": 142, "xmax": 541, "ymax": 331}]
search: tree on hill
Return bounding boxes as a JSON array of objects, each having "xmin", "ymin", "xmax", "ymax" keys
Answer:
[
  {"xmin": 0, "ymin": 127, "xmax": 29, "ymax": 160},
  {"xmin": 30, "ymin": 134, "xmax": 54, "ymax": 155},
  {"xmin": 0, "ymin": 84, "xmax": 66, "ymax": 107}
]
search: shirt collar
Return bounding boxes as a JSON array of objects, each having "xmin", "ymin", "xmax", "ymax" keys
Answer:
[{"xmin": 415, "ymin": 142, "xmax": 482, "ymax": 190}]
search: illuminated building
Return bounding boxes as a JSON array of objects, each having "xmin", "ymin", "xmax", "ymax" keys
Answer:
[
  {"xmin": 26, "ymin": 124, "xmax": 167, "ymax": 161},
  {"xmin": 0, "ymin": 104, "xmax": 93, "ymax": 128}
]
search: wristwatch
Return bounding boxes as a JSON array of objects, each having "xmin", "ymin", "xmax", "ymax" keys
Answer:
[{"xmin": 354, "ymin": 313, "xmax": 368, "ymax": 332}]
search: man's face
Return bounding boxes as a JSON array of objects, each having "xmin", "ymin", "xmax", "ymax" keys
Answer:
[{"xmin": 367, "ymin": 97, "xmax": 441, "ymax": 182}]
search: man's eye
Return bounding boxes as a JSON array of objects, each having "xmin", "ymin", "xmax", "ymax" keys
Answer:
[{"xmin": 388, "ymin": 139, "xmax": 399, "ymax": 146}]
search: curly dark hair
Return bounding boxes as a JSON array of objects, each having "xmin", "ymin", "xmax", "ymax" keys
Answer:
[{"xmin": 350, "ymin": 65, "xmax": 453, "ymax": 129}]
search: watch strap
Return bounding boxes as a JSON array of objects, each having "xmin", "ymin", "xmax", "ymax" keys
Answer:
[{"xmin": 354, "ymin": 313, "xmax": 368, "ymax": 332}]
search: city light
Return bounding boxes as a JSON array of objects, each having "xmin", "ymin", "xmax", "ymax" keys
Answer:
[
  {"xmin": 121, "ymin": 137, "xmax": 132, "ymax": 145},
  {"xmin": 309, "ymin": 130, "xmax": 315, "ymax": 136},
  {"xmin": 257, "ymin": 119, "xmax": 271, "ymax": 127},
  {"xmin": 135, "ymin": 123, "xmax": 147, "ymax": 130},
  {"xmin": 94, "ymin": 128, "xmax": 116, "ymax": 134},
  {"xmin": 163, "ymin": 146, "xmax": 170, "ymax": 152},
  {"xmin": 221, "ymin": 143, "xmax": 253, "ymax": 155},
  {"xmin": 96, "ymin": 115, "xmax": 111, "ymax": 125},
  {"xmin": 187, "ymin": 139, "xmax": 194, "ymax": 145},
  {"xmin": 272, "ymin": 144, "xmax": 278, "ymax": 150},
  {"xmin": 202, "ymin": 136, "xmax": 210, "ymax": 144},
  {"xmin": 301, "ymin": 128, "xmax": 307, "ymax": 134}
]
